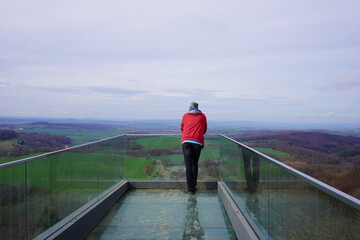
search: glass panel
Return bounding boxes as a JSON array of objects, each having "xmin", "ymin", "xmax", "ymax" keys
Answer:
[
  {"xmin": 0, "ymin": 163, "xmax": 26, "ymax": 239},
  {"xmin": 199, "ymin": 135, "xmax": 220, "ymax": 180},
  {"xmin": 26, "ymin": 143, "xmax": 98, "ymax": 239},
  {"xmin": 0, "ymin": 135, "xmax": 126, "ymax": 239},
  {"xmin": 220, "ymin": 135, "xmax": 360, "ymax": 239},
  {"xmin": 3, "ymin": 134, "xmax": 357, "ymax": 239},
  {"xmin": 97, "ymin": 136, "xmax": 125, "ymax": 193},
  {"xmin": 124, "ymin": 135, "xmax": 220, "ymax": 180},
  {"xmin": 125, "ymin": 135, "xmax": 183, "ymax": 179}
]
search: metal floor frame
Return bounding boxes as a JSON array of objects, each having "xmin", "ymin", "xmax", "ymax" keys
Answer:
[{"xmin": 35, "ymin": 180, "xmax": 258, "ymax": 240}]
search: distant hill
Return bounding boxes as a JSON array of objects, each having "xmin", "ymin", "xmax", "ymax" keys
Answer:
[
  {"xmin": 238, "ymin": 131, "xmax": 360, "ymax": 153},
  {"xmin": 0, "ymin": 130, "xmax": 71, "ymax": 157},
  {"xmin": 1, "ymin": 121, "xmax": 118, "ymax": 130},
  {"xmin": 2, "ymin": 116, "xmax": 360, "ymax": 130}
]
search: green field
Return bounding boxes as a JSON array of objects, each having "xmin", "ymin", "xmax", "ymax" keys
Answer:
[
  {"xmin": 160, "ymin": 149, "xmax": 220, "ymax": 165},
  {"xmin": 136, "ymin": 136, "xmax": 181, "ymax": 148},
  {"xmin": 125, "ymin": 156, "xmax": 154, "ymax": 179},
  {"xmin": 0, "ymin": 135, "xmax": 291, "ymax": 188},
  {"xmin": 15, "ymin": 128, "xmax": 126, "ymax": 146},
  {"xmin": 141, "ymin": 137, "xmax": 220, "ymax": 165},
  {"xmin": 161, "ymin": 154, "xmax": 184, "ymax": 164},
  {"xmin": 201, "ymin": 148, "xmax": 220, "ymax": 160},
  {"xmin": 0, "ymin": 152, "xmax": 125, "ymax": 187}
]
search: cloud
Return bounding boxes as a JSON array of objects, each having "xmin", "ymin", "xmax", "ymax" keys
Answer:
[
  {"xmin": 326, "ymin": 112, "xmax": 335, "ymax": 117},
  {"xmin": 86, "ymin": 87, "xmax": 147, "ymax": 95},
  {"xmin": 151, "ymin": 92, "xmax": 192, "ymax": 97},
  {"xmin": 0, "ymin": 1, "xmax": 360, "ymax": 123}
]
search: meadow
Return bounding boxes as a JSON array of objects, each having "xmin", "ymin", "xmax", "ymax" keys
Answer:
[
  {"xmin": 136, "ymin": 135, "xmax": 181, "ymax": 148},
  {"xmin": 16, "ymin": 128, "xmax": 126, "ymax": 146},
  {"xmin": 1, "ymin": 134, "xmax": 283, "ymax": 185}
]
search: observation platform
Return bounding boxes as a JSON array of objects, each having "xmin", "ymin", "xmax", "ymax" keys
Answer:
[
  {"xmin": 86, "ymin": 189, "xmax": 236, "ymax": 240},
  {"xmin": 0, "ymin": 134, "xmax": 359, "ymax": 239}
]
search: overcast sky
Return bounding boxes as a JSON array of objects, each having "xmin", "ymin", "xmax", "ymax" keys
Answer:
[{"xmin": 1, "ymin": 0, "xmax": 360, "ymax": 123}]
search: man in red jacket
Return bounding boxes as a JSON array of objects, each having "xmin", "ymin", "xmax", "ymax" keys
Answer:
[{"xmin": 181, "ymin": 102, "xmax": 207, "ymax": 194}]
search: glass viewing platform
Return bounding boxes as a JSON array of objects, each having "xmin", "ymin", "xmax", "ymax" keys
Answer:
[{"xmin": 0, "ymin": 134, "xmax": 359, "ymax": 239}]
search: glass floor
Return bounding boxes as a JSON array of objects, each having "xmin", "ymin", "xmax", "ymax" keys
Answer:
[{"xmin": 86, "ymin": 189, "xmax": 237, "ymax": 240}]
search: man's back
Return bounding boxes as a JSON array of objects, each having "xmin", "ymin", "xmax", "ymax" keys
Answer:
[{"xmin": 181, "ymin": 112, "xmax": 207, "ymax": 146}]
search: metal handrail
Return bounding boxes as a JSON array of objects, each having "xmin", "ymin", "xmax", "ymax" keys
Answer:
[
  {"xmin": 220, "ymin": 134, "xmax": 360, "ymax": 211},
  {"xmin": 0, "ymin": 134, "xmax": 125, "ymax": 169}
]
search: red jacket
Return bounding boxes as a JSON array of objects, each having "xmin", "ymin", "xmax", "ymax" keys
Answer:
[{"xmin": 181, "ymin": 112, "xmax": 207, "ymax": 146}]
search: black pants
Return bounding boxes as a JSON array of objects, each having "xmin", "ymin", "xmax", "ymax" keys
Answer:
[{"xmin": 182, "ymin": 142, "xmax": 202, "ymax": 192}]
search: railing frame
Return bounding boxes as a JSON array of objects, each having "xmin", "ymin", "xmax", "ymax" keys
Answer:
[
  {"xmin": 1, "ymin": 133, "xmax": 359, "ymax": 239},
  {"xmin": 2, "ymin": 133, "xmax": 359, "ymax": 211},
  {"xmin": 220, "ymin": 134, "xmax": 360, "ymax": 210}
]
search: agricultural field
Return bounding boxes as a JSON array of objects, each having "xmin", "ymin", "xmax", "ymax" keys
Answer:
[
  {"xmin": 16, "ymin": 128, "xmax": 126, "ymax": 146},
  {"xmin": 125, "ymin": 156, "xmax": 154, "ymax": 179},
  {"xmin": 136, "ymin": 135, "xmax": 181, "ymax": 148},
  {"xmin": 0, "ymin": 151, "xmax": 124, "ymax": 185},
  {"xmin": 124, "ymin": 135, "xmax": 221, "ymax": 179}
]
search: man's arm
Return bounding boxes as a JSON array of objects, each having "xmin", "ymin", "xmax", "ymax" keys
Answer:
[
  {"xmin": 203, "ymin": 115, "xmax": 207, "ymax": 134},
  {"xmin": 181, "ymin": 115, "xmax": 185, "ymax": 132}
]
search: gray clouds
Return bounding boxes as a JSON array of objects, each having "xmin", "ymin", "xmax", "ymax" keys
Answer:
[{"xmin": 1, "ymin": 0, "xmax": 360, "ymax": 123}]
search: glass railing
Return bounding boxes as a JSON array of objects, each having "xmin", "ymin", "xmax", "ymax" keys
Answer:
[
  {"xmin": 0, "ymin": 135, "xmax": 125, "ymax": 239},
  {"xmin": 220, "ymin": 134, "xmax": 360, "ymax": 239},
  {"xmin": 0, "ymin": 134, "xmax": 220, "ymax": 239},
  {"xmin": 1, "ymin": 133, "xmax": 359, "ymax": 239},
  {"xmin": 124, "ymin": 134, "xmax": 220, "ymax": 180}
]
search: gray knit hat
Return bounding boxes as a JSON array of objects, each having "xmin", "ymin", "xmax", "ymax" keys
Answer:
[{"xmin": 189, "ymin": 102, "xmax": 199, "ymax": 108}]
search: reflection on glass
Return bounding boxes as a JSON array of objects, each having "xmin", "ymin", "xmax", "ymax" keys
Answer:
[
  {"xmin": 183, "ymin": 195, "xmax": 206, "ymax": 239},
  {"xmin": 242, "ymin": 148, "xmax": 260, "ymax": 193},
  {"xmin": 246, "ymin": 193, "xmax": 260, "ymax": 221}
]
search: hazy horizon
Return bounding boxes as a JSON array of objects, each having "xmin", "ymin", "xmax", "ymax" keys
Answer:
[
  {"xmin": 1, "ymin": 1, "xmax": 360, "ymax": 124},
  {"xmin": 1, "ymin": 115, "xmax": 360, "ymax": 130}
]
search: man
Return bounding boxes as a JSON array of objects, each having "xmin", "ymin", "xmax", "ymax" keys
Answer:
[{"xmin": 181, "ymin": 102, "xmax": 207, "ymax": 194}]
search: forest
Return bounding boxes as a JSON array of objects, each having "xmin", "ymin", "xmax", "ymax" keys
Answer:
[{"xmin": 0, "ymin": 130, "xmax": 71, "ymax": 157}]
